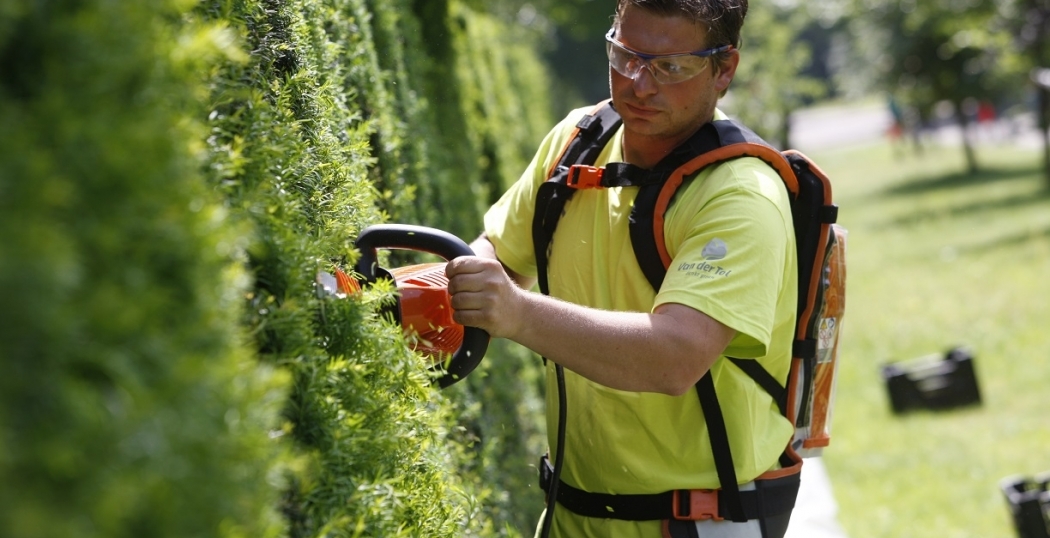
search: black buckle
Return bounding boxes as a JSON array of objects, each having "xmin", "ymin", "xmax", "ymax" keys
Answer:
[{"xmin": 539, "ymin": 454, "xmax": 553, "ymax": 493}]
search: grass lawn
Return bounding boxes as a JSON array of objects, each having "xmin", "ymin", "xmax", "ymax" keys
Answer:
[{"xmin": 806, "ymin": 136, "xmax": 1050, "ymax": 537}]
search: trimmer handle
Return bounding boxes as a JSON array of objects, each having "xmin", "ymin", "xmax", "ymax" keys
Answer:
[{"xmin": 354, "ymin": 224, "xmax": 489, "ymax": 388}]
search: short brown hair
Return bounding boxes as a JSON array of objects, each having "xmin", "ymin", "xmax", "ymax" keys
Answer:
[{"xmin": 613, "ymin": 0, "xmax": 747, "ymax": 70}]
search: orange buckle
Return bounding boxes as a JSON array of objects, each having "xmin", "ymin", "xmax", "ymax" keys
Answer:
[
  {"xmin": 566, "ymin": 165, "xmax": 604, "ymax": 189},
  {"xmin": 672, "ymin": 489, "xmax": 722, "ymax": 521}
]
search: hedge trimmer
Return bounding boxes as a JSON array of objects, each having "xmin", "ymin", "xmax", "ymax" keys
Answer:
[{"xmin": 324, "ymin": 224, "xmax": 489, "ymax": 388}]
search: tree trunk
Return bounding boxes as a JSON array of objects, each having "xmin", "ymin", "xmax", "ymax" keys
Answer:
[
  {"xmin": 780, "ymin": 107, "xmax": 793, "ymax": 150},
  {"xmin": 955, "ymin": 102, "xmax": 979, "ymax": 175},
  {"xmin": 1029, "ymin": 0, "xmax": 1050, "ymax": 187},
  {"xmin": 1040, "ymin": 87, "xmax": 1050, "ymax": 188}
]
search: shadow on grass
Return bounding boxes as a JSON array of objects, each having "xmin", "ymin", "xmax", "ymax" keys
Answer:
[
  {"xmin": 880, "ymin": 165, "xmax": 1040, "ymax": 198},
  {"xmin": 959, "ymin": 223, "xmax": 1050, "ymax": 255},
  {"xmin": 886, "ymin": 189, "xmax": 1050, "ymax": 227},
  {"xmin": 875, "ymin": 162, "xmax": 1050, "ymax": 228}
]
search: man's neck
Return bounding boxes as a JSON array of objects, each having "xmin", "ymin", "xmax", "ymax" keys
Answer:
[
  {"xmin": 621, "ymin": 114, "xmax": 716, "ymax": 169},
  {"xmin": 622, "ymin": 135, "xmax": 673, "ymax": 169}
]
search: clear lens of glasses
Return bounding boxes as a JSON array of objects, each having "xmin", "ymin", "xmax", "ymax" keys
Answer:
[{"xmin": 606, "ymin": 40, "xmax": 711, "ymax": 84}]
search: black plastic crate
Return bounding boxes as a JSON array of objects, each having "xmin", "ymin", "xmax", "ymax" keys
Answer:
[
  {"xmin": 1001, "ymin": 473, "xmax": 1050, "ymax": 538},
  {"xmin": 881, "ymin": 346, "xmax": 981, "ymax": 414}
]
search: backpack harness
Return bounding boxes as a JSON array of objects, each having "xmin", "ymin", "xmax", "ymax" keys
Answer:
[{"xmin": 533, "ymin": 101, "xmax": 847, "ymax": 526}]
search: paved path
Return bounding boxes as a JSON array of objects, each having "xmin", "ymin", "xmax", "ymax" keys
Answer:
[
  {"xmin": 785, "ymin": 458, "xmax": 851, "ymax": 538},
  {"xmin": 789, "ymin": 101, "xmax": 1046, "ymax": 154},
  {"xmin": 790, "ymin": 101, "xmax": 895, "ymax": 154}
]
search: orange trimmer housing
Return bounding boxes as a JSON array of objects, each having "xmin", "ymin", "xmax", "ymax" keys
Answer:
[
  {"xmin": 351, "ymin": 224, "xmax": 489, "ymax": 388},
  {"xmin": 388, "ymin": 263, "xmax": 464, "ymax": 359},
  {"xmin": 334, "ymin": 263, "xmax": 464, "ymax": 359}
]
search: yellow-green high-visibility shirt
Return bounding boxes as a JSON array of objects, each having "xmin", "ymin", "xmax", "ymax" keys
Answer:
[{"xmin": 484, "ymin": 106, "xmax": 798, "ymax": 538}]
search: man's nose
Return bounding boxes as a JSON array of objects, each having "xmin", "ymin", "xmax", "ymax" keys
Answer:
[{"xmin": 630, "ymin": 61, "xmax": 659, "ymax": 96}]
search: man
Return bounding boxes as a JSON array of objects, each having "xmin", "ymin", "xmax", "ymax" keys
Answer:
[{"xmin": 446, "ymin": 1, "xmax": 798, "ymax": 536}]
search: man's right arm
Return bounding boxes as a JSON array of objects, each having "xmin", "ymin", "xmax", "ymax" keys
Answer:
[{"xmin": 447, "ymin": 235, "xmax": 735, "ymax": 396}]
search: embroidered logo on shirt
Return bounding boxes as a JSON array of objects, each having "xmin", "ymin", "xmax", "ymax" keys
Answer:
[
  {"xmin": 677, "ymin": 238, "xmax": 732, "ymax": 280},
  {"xmin": 701, "ymin": 238, "xmax": 728, "ymax": 260}
]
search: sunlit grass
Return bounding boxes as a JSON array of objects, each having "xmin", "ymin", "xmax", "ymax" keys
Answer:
[{"xmin": 806, "ymin": 136, "xmax": 1050, "ymax": 538}]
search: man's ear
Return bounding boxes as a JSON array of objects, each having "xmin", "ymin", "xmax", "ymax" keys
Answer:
[{"xmin": 713, "ymin": 49, "xmax": 740, "ymax": 94}]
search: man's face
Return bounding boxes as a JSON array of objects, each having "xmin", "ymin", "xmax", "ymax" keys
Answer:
[{"xmin": 609, "ymin": 5, "xmax": 737, "ymax": 150}]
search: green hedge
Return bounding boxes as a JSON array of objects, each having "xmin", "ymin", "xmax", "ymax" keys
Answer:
[
  {"xmin": 198, "ymin": 0, "xmax": 558, "ymax": 533},
  {"xmin": 0, "ymin": 1, "xmax": 287, "ymax": 536},
  {"xmin": 2, "ymin": 0, "xmax": 551, "ymax": 535},
  {"xmin": 199, "ymin": 0, "xmax": 480, "ymax": 535}
]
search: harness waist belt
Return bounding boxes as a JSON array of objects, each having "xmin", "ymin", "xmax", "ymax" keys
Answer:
[{"xmin": 539, "ymin": 455, "xmax": 799, "ymax": 522}]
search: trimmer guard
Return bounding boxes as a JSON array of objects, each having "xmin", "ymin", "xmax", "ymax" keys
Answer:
[{"xmin": 354, "ymin": 224, "xmax": 490, "ymax": 388}]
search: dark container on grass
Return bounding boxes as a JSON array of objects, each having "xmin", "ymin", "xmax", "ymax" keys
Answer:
[
  {"xmin": 1000, "ymin": 473, "xmax": 1050, "ymax": 538},
  {"xmin": 881, "ymin": 346, "xmax": 981, "ymax": 414}
]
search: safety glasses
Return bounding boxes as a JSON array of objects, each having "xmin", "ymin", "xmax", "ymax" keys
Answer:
[{"xmin": 605, "ymin": 28, "xmax": 733, "ymax": 85}]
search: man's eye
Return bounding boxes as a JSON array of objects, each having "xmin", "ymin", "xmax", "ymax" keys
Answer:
[
  {"xmin": 616, "ymin": 49, "xmax": 637, "ymax": 62},
  {"xmin": 654, "ymin": 60, "xmax": 683, "ymax": 74}
]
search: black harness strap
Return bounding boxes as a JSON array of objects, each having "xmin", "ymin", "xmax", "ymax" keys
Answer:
[
  {"xmin": 533, "ymin": 103, "xmax": 622, "ymax": 296},
  {"xmin": 539, "ymin": 456, "xmax": 799, "ymax": 522},
  {"xmin": 728, "ymin": 357, "xmax": 787, "ymax": 416},
  {"xmin": 695, "ymin": 371, "xmax": 746, "ymax": 521},
  {"xmin": 533, "ymin": 104, "xmax": 622, "ymax": 538}
]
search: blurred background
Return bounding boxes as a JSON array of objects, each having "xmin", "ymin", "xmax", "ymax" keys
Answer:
[{"xmin": 2, "ymin": 0, "xmax": 1048, "ymax": 537}]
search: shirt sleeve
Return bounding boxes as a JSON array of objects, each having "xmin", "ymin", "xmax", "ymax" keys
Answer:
[
  {"xmin": 654, "ymin": 157, "xmax": 793, "ymax": 358},
  {"xmin": 483, "ymin": 109, "xmax": 590, "ymax": 278}
]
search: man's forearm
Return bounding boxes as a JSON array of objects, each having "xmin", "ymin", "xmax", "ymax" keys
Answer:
[
  {"xmin": 450, "ymin": 236, "xmax": 734, "ymax": 395},
  {"xmin": 507, "ymin": 293, "xmax": 731, "ymax": 395}
]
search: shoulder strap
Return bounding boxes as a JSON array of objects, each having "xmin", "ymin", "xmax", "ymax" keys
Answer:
[
  {"xmin": 543, "ymin": 100, "xmax": 622, "ymax": 183},
  {"xmin": 532, "ymin": 101, "xmax": 622, "ymax": 296},
  {"xmin": 631, "ymin": 120, "xmax": 799, "ymax": 290}
]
